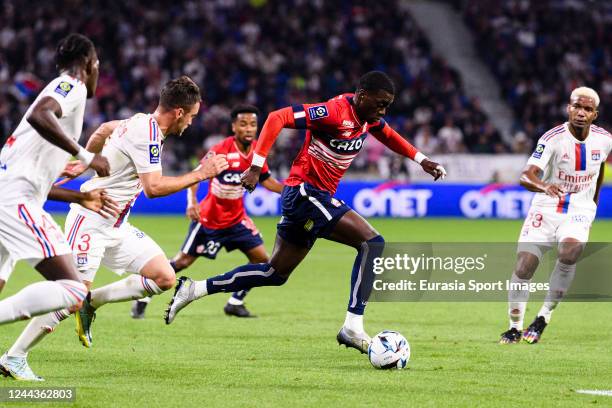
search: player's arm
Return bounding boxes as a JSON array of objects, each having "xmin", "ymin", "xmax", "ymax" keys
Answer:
[
  {"xmin": 86, "ymin": 120, "xmax": 122, "ymax": 153},
  {"xmin": 241, "ymin": 107, "xmax": 295, "ymax": 192},
  {"xmin": 260, "ymin": 175, "xmax": 283, "ymax": 194},
  {"xmin": 47, "ymin": 186, "xmax": 120, "ymax": 218},
  {"xmin": 369, "ymin": 122, "xmax": 446, "ymax": 180},
  {"xmin": 138, "ymin": 155, "xmax": 228, "ymax": 198},
  {"xmin": 519, "ymin": 165, "xmax": 563, "ymax": 197},
  {"xmin": 594, "ymin": 162, "xmax": 605, "ymax": 204},
  {"xmin": 186, "ymin": 182, "xmax": 200, "ymax": 221},
  {"xmin": 26, "ymin": 96, "xmax": 110, "ymax": 176}
]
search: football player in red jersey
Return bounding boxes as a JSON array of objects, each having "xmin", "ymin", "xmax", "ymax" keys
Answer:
[
  {"xmin": 131, "ymin": 105, "xmax": 283, "ymax": 319},
  {"xmin": 165, "ymin": 72, "xmax": 446, "ymax": 354}
]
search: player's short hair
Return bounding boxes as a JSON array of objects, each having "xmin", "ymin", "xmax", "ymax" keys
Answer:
[
  {"xmin": 159, "ymin": 76, "xmax": 201, "ymax": 111},
  {"xmin": 55, "ymin": 33, "xmax": 95, "ymax": 71},
  {"xmin": 358, "ymin": 71, "xmax": 395, "ymax": 95},
  {"xmin": 231, "ymin": 104, "xmax": 259, "ymax": 121},
  {"xmin": 570, "ymin": 87, "xmax": 600, "ymax": 107}
]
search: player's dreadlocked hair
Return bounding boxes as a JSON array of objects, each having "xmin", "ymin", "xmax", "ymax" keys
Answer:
[
  {"xmin": 159, "ymin": 76, "xmax": 202, "ymax": 111},
  {"xmin": 231, "ymin": 104, "xmax": 260, "ymax": 121},
  {"xmin": 55, "ymin": 33, "xmax": 95, "ymax": 71},
  {"xmin": 358, "ymin": 71, "xmax": 395, "ymax": 95}
]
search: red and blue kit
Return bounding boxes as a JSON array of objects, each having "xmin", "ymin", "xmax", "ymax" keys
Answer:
[
  {"xmin": 255, "ymin": 94, "xmax": 421, "ymax": 248},
  {"xmin": 180, "ymin": 136, "xmax": 269, "ymax": 259}
]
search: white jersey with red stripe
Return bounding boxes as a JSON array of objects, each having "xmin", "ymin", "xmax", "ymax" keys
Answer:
[
  {"xmin": 0, "ymin": 75, "xmax": 87, "ymax": 205},
  {"xmin": 526, "ymin": 122, "xmax": 612, "ymax": 216},
  {"xmin": 76, "ymin": 113, "xmax": 163, "ymax": 226}
]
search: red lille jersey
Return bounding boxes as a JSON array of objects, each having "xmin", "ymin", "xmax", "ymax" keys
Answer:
[
  {"xmin": 286, "ymin": 94, "xmax": 386, "ymax": 193},
  {"xmin": 199, "ymin": 136, "xmax": 270, "ymax": 229}
]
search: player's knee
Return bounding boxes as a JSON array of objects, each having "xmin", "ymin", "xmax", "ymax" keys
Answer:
[
  {"xmin": 155, "ymin": 272, "xmax": 176, "ymax": 291},
  {"xmin": 557, "ymin": 249, "xmax": 581, "ymax": 265}
]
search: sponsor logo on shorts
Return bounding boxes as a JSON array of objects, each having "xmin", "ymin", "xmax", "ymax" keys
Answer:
[
  {"xmin": 77, "ymin": 253, "xmax": 88, "ymax": 265},
  {"xmin": 307, "ymin": 105, "xmax": 329, "ymax": 121},
  {"xmin": 532, "ymin": 144, "xmax": 545, "ymax": 159},
  {"xmin": 196, "ymin": 244, "xmax": 205, "ymax": 254},
  {"xmin": 331, "ymin": 198, "xmax": 341, "ymax": 207},
  {"xmin": 54, "ymin": 81, "xmax": 74, "ymax": 97},
  {"xmin": 149, "ymin": 144, "xmax": 160, "ymax": 164},
  {"xmin": 304, "ymin": 219, "xmax": 314, "ymax": 231}
]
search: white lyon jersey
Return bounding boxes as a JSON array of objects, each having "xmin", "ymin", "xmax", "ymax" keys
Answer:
[
  {"xmin": 527, "ymin": 122, "xmax": 612, "ymax": 216},
  {"xmin": 78, "ymin": 113, "xmax": 164, "ymax": 225},
  {"xmin": 0, "ymin": 75, "xmax": 87, "ymax": 205}
]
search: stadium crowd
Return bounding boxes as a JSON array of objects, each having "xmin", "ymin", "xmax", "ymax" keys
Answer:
[
  {"xmin": 462, "ymin": 0, "xmax": 612, "ymax": 147},
  {"xmin": 0, "ymin": 0, "xmax": 502, "ymax": 178}
]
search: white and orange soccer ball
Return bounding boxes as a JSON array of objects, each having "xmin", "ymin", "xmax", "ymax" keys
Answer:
[{"xmin": 368, "ymin": 330, "xmax": 410, "ymax": 369}]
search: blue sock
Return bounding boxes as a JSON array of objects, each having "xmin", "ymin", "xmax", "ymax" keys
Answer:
[
  {"xmin": 206, "ymin": 263, "xmax": 287, "ymax": 295},
  {"xmin": 170, "ymin": 260, "xmax": 181, "ymax": 273},
  {"xmin": 347, "ymin": 235, "xmax": 385, "ymax": 315},
  {"xmin": 231, "ymin": 289, "xmax": 250, "ymax": 301}
]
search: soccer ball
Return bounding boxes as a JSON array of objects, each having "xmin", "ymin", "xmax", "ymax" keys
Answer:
[{"xmin": 368, "ymin": 330, "xmax": 410, "ymax": 369}]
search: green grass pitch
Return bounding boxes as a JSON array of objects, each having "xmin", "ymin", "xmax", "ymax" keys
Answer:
[{"xmin": 1, "ymin": 216, "xmax": 611, "ymax": 407}]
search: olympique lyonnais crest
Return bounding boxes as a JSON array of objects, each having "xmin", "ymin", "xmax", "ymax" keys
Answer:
[{"xmin": 592, "ymin": 150, "xmax": 601, "ymax": 161}]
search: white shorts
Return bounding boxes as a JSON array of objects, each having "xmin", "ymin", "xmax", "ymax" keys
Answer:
[
  {"xmin": 517, "ymin": 208, "xmax": 593, "ymax": 259},
  {"xmin": 0, "ymin": 201, "xmax": 71, "ymax": 282},
  {"xmin": 64, "ymin": 208, "xmax": 165, "ymax": 282}
]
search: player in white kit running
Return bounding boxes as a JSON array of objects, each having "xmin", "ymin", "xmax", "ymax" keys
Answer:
[
  {"xmin": 0, "ymin": 34, "xmax": 111, "ymax": 331},
  {"xmin": 0, "ymin": 76, "xmax": 228, "ymax": 381},
  {"xmin": 500, "ymin": 87, "xmax": 612, "ymax": 344}
]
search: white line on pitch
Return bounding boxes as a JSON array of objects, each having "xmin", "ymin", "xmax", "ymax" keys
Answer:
[{"xmin": 576, "ymin": 390, "xmax": 612, "ymax": 397}]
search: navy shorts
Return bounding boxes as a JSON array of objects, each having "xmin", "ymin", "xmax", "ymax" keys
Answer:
[
  {"xmin": 277, "ymin": 182, "xmax": 351, "ymax": 249},
  {"xmin": 180, "ymin": 219, "xmax": 263, "ymax": 259}
]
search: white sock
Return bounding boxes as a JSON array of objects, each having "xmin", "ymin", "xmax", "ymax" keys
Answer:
[
  {"xmin": 227, "ymin": 296, "xmax": 243, "ymax": 306},
  {"xmin": 508, "ymin": 272, "xmax": 531, "ymax": 330},
  {"xmin": 344, "ymin": 311, "xmax": 364, "ymax": 334},
  {"xmin": 538, "ymin": 260, "xmax": 576, "ymax": 323},
  {"xmin": 0, "ymin": 279, "xmax": 86, "ymax": 324},
  {"xmin": 7, "ymin": 309, "xmax": 70, "ymax": 357},
  {"xmin": 90, "ymin": 275, "xmax": 162, "ymax": 309},
  {"xmin": 193, "ymin": 280, "xmax": 208, "ymax": 299}
]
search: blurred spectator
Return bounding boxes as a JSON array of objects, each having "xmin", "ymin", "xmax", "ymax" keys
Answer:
[{"xmin": 437, "ymin": 116, "xmax": 465, "ymax": 153}]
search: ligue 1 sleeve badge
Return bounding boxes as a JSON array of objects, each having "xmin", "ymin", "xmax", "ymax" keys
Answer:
[{"xmin": 149, "ymin": 144, "xmax": 160, "ymax": 164}]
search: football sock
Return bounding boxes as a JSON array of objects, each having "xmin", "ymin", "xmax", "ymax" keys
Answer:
[
  {"xmin": 0, "ymin": 279, "xmax": 87, "ymax": 324},
  {"xmin": 90, "ymin": 275, "xmax": 162, "ymax": 309},
  {"xmin": 229, "ymin": 289, "xmax": 249, "ymax": 305},
  {"xmin": 508, "ymin": 272, "xmax": 530, "ymax": 330},
  {"xmin": 170, "ymin": 260, "xmax": 182, "ymax": 273},
  {"xmin": 199, "ymin": 263, "xmax": 286, "ymax": 298},
  {"xmin": 7, "ymin": 309, "xmax": 70, "ymax": 357},
  {"xmin": 347, "ymin": 235, "xmax": 385, "ymax": 315},
  {"xmin": 344, "ymin": 311, "xmax": 364, "ymax": 334},
  {"xmin": 538, "ymin": 260, "xmax": 576, "ymax": 323}
]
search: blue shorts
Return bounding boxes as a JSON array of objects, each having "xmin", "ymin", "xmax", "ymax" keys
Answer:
[
  {"xmin": 180, "ymin": 219, "xmax": 263, "ymax": 259},
  {"xmin": 277, "ymin": 183, "xmax": 351, "ymax": 249}
]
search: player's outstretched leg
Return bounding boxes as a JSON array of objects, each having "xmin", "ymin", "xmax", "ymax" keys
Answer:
[
  {"xmin": 327, "ymin": 211, "xmax": 382, "ymax": 354},
  {"xmin": 0, "ymin": 255, "xmax": 87, "ymax": 325},
  {"xmin": 76, "ymin": 254, "xmax": 171, "ymax": 347},
  {"xmin": 165, "ymin": 236, "xmax": 309, "ymax": 324},
  {"xmin": 500, "ymin": 251, "xmax": 539, "ymax": 344}
]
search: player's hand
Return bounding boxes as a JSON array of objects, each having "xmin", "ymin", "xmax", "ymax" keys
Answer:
[
  {"xmin": 241, "ymin": 166, "xmax": 262, "ymax": 193},
  {"xmin": 79, "ymin": 189, "xmax": 120, "ymax": 219},
  {"xmin": 88, "ymin": 153, "xmax": 111, "ymax": 177},
  {"xmin": 421, "ymin": 159, "xmax": 447, "ymax": 181},
  {"xmin": 186, "ymin": 202, "xmax": 199, "ymax": 221},
  {"xmin": 543, "ymin": 183, "xmax": 565, "ymax": 198},
  {"xmin": 61, "ymin": 160, "xmax": 88, "ymax": 178},
  {"xmin": 198, "ymin": 154, "xmax": 228, "ymax": 179}
]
